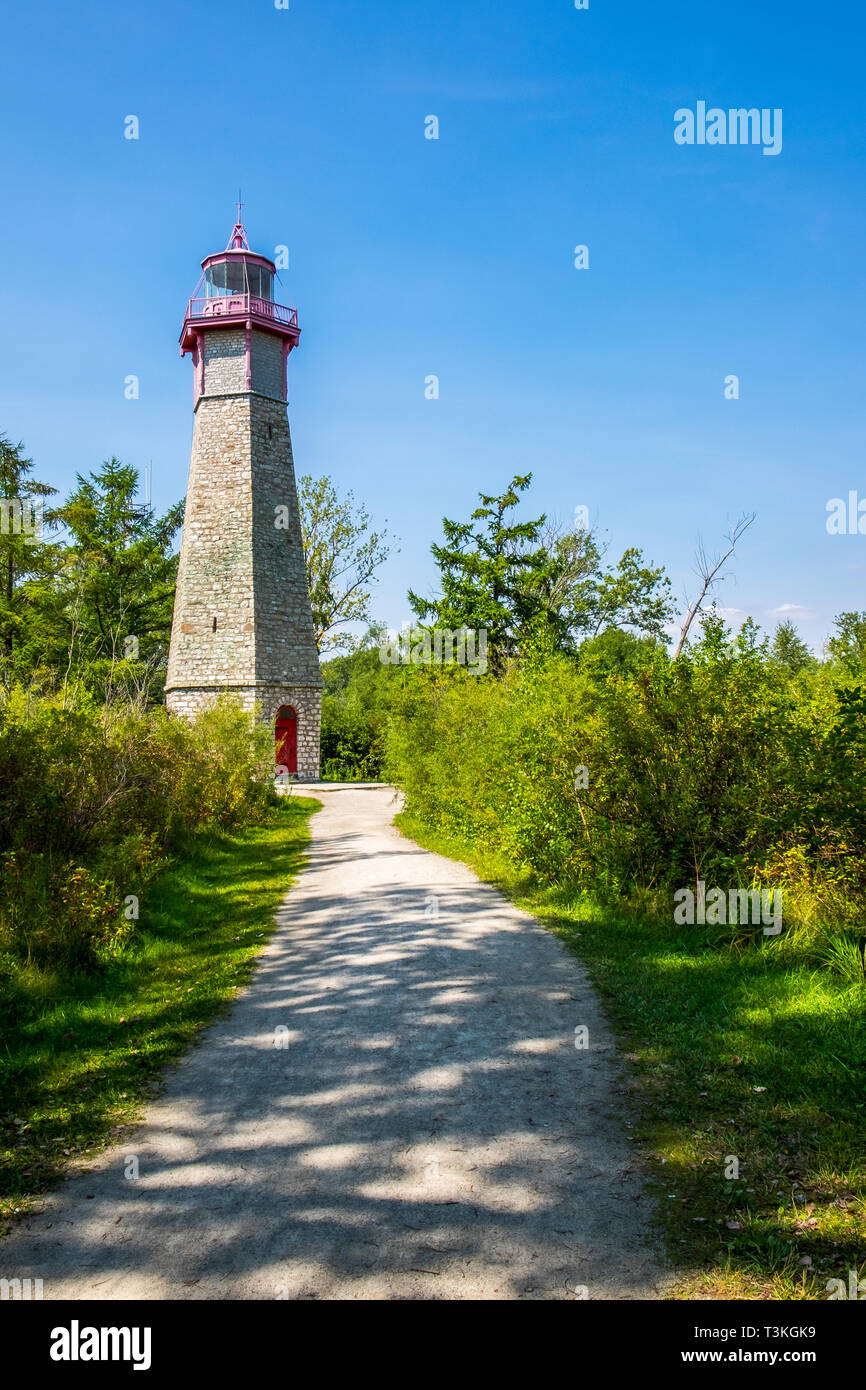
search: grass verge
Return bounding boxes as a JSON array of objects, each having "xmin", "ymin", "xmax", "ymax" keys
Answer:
[
  {"xmin": 0, "ymin": 794, "xmax": 318, "ymax": 1231},
  {"xmin": 395, "ymin": 810, "xmax": 866, "ymax": 1301}
]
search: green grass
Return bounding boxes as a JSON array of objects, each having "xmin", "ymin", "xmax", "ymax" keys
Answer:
[
  {"xmin": 395, "ymin": 810, "xmax": 866, "ymax": 1301},
  {"xmin": 0, "ymin": 794, "xmax": 318, "ymax": 1230}
]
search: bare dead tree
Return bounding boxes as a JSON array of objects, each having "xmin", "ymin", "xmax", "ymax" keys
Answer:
[{"xmin": 674, "ymin": 512, "xmax": 756, "ymax": 657}]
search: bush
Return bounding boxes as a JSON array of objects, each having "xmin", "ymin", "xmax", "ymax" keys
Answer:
[
  {"xmin": 0, "ymin": 687, "xmax": 274, "ymax": 987},
  {"xmin": 386, "ymin": 614, "xmax": 866, "ymax": 947}
]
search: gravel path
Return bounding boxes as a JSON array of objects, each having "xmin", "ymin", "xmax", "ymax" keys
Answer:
[{"xmin": 1, "ymin": 784, "xmax": 669, "ymax": 1300}]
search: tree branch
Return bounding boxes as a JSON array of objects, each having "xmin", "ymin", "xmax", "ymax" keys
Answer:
[{"xmin": 674, "ymin": 512, "xmax": 756, "ymax": 658}]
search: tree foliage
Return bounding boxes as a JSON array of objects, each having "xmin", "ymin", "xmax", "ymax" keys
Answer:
[
  {"xmin": 1, "ymin": 453, "xmax": 182, "ymax": 702},
  {"xmin": 770, "ymin": 619, "xmax": 815, "ymax": 674},
  {"xmin": 409, "ymin": 474, "xmax": 675, "ymax": 672},
  {"xmin": 386, "ymin": 607, "xmax": 866, "ymax": 921},
  {"xmin": 0, "ymin": 433, "xmax": 58, "ymax": 659},
  {"xmin": 827, "ymin": 611, "xmax": 866, "ymax": 676},
  {"xmin": 299, "ymin": 474, "xmax": 394, "ymax": 653}
]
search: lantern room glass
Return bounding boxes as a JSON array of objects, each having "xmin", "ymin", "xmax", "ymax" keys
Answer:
[{"xmin": 204, "ymin": 259, "xmax": 274, "ymax": 301}]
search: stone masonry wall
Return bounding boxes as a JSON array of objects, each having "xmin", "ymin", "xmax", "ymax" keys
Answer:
[
  {"xmin": 165, "ymin": 392, "xmax": 256, "ymax": 689},
  {"xmin": 203, "ymin": 330, "xmax": 246, "ymax": 394},
  {"xmin": 250, "ymin": 396, "xmax": 321, "ymax": 686},
  {"xmin": 251, "ymin": 330, "xmax": 284, "ymax": 400},
  {"xmin": 200, "ymin": 327, "xmax": 284, "ymax": 402}
]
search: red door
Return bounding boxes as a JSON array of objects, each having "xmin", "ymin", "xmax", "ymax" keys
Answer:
[{"xmin": 275, "ymin": 706, "xmax": 298, "ymax": 775}]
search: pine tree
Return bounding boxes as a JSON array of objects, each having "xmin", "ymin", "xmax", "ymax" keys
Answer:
[
  {"xmin": 408, "ymin": 475, "xmax": 548, "ymax": 674},
  {"xmin": 41, "ymin": 458, "xmax": 183, "ymax": 698},
  {"xmin": 770, "ymin": 620, "xmax": 814, "ymax": 674},
  {"xmin": 0, "ymin": 433, "xmax": 58, "ymax": 661}
]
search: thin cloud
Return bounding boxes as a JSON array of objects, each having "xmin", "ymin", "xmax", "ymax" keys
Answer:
[{"xmin": 766, "ymin": 604, "xmax": 816, "ymax": 620}]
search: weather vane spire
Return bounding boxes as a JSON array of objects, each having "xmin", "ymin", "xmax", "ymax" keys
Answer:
[{"xmin": 227, "ymin": 190, "xmax": 249, "ymax": 251}]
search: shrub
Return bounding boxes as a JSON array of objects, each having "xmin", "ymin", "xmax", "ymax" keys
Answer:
[
  {"xmin": 0, "ymin": 687, "xmax": 275, "ymax": 991},
  {"xmin": 386, "ymin": 616, "xmax": 866, "ymax": 954}
]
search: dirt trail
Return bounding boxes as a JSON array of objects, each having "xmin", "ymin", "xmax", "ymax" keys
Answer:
[{"xmin": 1, "ymin": 784, "xmax": 669, "ymax": 1300}]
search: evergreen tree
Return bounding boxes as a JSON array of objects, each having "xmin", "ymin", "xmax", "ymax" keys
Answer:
[
  {"xmin": 0, "ymin": 434, "xmax": 58, "ymax": 661},
  {"xmin": 38, "ymin": 458, "xmax": 183, "ymax": 698},
  {"xmin": 770, "ymin": 620, "xmax": 814, "ymax": 674},
  {"xmin": 408, "ymin": 475, "xmax": 549, "ymax": 674},
  {"xmin": 827, "ymin": 611, "xmax": 866, "ymax": 675}
]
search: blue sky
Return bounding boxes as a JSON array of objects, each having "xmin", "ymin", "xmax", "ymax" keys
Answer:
[{"xmin": 1, "ymin": 0, "xmax": 864, "ymax": 649}]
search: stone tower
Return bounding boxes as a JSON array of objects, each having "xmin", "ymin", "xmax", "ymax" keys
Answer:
[{"xmin": 165, "ymin": 215, "xmax": 322, "ymax": 777}]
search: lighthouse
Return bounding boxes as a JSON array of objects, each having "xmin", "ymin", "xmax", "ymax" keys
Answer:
[{"xmin": 165, "ymin": 214, "xmax": 322, "ymax": 778}]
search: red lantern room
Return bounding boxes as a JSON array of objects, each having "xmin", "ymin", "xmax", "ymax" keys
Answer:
[{"xmin": 179, "ymin": 208, "xmax": 301, "ymax": 403}]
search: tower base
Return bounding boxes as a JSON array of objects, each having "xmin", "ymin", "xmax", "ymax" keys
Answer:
[{"xmin": 165, "ymin": 684, "xmax": 322, "ymax": 779}]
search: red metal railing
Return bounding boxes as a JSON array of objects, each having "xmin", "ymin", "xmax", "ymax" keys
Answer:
[{"xmin": 185, "ymin": 295, "xmax": 298, "ymax": 330}]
